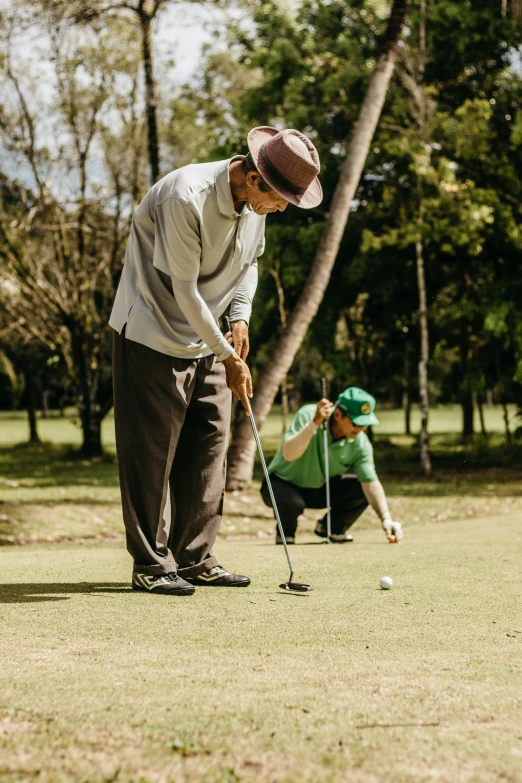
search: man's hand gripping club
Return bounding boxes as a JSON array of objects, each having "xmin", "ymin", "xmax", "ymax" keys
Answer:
[
  {"xmin": 314, "ymin": 396, "xmax": 332, "ymax": 426},
  {"xmin": 222, "ymin": 317, "xmax": 252, "ymax": 415}
]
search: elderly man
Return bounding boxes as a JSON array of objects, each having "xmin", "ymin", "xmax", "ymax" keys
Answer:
[
  {"xmin": 110, "ymin": 126, "xmax": 322, "ymax": 595},
  {"xmin": 261, "ymin": 387, "xmax": 403, "ymax": 545}
]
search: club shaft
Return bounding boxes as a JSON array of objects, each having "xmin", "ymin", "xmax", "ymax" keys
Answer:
[
  {"xmin": 321, "ymin": 378, "xmax": 332, "ymax": 539},
  {"xmin": 249, "ymin": 412, "xmax": 294, "ymax": 580},
  {"xmin": 222, "ymin": 315, "xmax": 294, "ymax": 580},
  {"xmin": 323, "ymin": 426, "xmax": 332, "ymax": 538}
]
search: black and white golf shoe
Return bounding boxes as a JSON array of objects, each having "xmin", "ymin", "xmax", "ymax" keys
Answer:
[
  {"xmin": 186, "ymin": 565, "xmax": 250, "ymax": 587},
  {"xmin": 314, "ymin": 522, "xmax": 353, "ymax": 543},
  {"xmin": 132, "ymin": 571, "xmax": 195, "ymax": 595}
]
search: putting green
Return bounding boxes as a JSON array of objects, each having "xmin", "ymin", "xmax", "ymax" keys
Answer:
[{"xmin": 0, "ymin": 513, "xmax": 521, "ymax": 782}]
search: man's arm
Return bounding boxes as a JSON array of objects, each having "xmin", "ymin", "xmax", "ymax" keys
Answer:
[
  {"xmin": 174, "ymin": 280, "xmax": 252, "ymax": 413},
  {"xmin": 174, "ymin": 280, "xmax": 233, "ymax": 360},
  {"xmin": 230, "ymin": 262, "xmax": 258, "ymax": 321},
  {"xmin": 361, "ymin": 480, "xmax": 390, "ymax": 520},
  {"xmin": 361, "ymin": 480, "xmax": 403, "ymax": 540},
  {"xmin": 282, "ymin": 398, "xmax": 331, "ymax": 461},
  {"xmin": 153, "ymin": 198, "xmax": 233, "ymax": 360},
  {"xmin": 153, "ymin": 198, "xmax": 252, "ymax": 411},
  {"xmin": 228, "ymin": 262, "xmax": 258, "ymax": 361}
]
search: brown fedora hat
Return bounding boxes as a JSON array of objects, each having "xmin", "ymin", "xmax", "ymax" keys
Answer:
[{"xmin": 247, "ymin": 126, "xmax": 323, "ymax": 209}]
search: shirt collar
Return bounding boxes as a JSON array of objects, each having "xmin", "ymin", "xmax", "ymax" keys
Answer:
[{"xmin": 215, "ymin": 156, "xmax": 252, "ymax": 218}]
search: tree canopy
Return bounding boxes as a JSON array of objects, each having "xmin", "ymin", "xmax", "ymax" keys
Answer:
[{"xmin": 1, "ymin": 0, "xmax": 521, "ymax": 457}]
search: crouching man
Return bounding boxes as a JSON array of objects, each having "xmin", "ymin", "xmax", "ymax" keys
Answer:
[{"xmin": 261, "ymin": 387, "xmax": 403, "ymax": 544}]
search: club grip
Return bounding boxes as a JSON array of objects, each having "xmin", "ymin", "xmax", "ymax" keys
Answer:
[
  {"xmin": 222, "ymin": 316, "xmax": 231, "ymax": 335},
  {"xmin": 321, "ymin": 377, "xmax": 327, "ymax": 399}
]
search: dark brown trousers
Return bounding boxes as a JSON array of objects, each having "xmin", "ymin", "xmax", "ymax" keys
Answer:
[{"xmin": 112, "ymin": 328, "xmax": 231, "ymax": 578}]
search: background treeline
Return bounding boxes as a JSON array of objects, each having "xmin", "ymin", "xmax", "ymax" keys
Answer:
[{"xmin": 0, "ymin": 0, "xmax": 521, "ymax": 468}]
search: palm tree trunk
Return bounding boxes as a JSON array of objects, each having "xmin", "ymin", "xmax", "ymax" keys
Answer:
[
  {"xmin": 416, "ymin": 237, "xmax": 431, "ymax": 476},
  {"xmin": 226, "ymin": 0, "xmax": 409, "ymax": 489},
  {"xmin": 415, "ymin": 0, "xmax": 432, "ymax": 477},
  {"xmin": 140, "ymin": 11, "xmax": 160, "ymax": 184},
  {"xmin": 270, "ymin": 264, "xmax": 290, "ymax": 434}
]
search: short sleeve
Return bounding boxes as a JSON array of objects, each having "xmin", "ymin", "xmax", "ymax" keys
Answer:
[
  {"xmin": 352, "ymin": 433, "xmax": 378, "ymax": 483},
  {"xmin": 152, "ymin": 198, "xmax": 201, "ymax": 282},
  {"xmin": 283, "ymin": 405, "xmax": 315, "ymax": 441},
  {"xmin": 255, "ymin": 233, "xmax": 265, "ymax": 258}
]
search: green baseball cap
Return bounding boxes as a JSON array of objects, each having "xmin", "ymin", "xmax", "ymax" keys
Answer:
[{"xmin": 336, "ymin": 387, "xmax": 379, "ymax": 426}]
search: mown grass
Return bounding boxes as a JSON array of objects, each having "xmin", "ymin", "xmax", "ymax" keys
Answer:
[
  {"xmin": 0, "ymin": 408, "xmax": 521, "ymax": 781},
  {"xmin": 1, "ymin": 513, "xmax": 521, "ymax": 783},
  {"xmin": 0, "ymin": 407, "xmax": 521, "ymax": 546}
]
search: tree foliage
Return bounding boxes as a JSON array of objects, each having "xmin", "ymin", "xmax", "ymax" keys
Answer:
[{"xmin": 0, "ymin": 0, "xmax": 521, "ymax": 461}]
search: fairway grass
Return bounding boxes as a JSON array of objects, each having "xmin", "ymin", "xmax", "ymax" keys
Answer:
[
  {"xmin": 1, "ymin": 404, "xmax": 519, "ymax": 448},
  {"xmin": 1, "ymin": 514, "xmax": 521, "ymax": 783},
  {"xmin": 1, "ymin": 434, "xmax": 522, "ymax": 547}
]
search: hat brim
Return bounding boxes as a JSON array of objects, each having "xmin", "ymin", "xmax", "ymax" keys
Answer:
[
  {"xmin": 351, "ymin": 413, "xmax": 379, "ymax": 427},
  {"xmin": 247, "ymin": 126, "xmax": 323, "ymax": 209}
]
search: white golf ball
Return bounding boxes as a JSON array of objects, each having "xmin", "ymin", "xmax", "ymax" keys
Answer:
[{"xmin": 380, "ymin": 576, "xmax": 393, "ymax": 590}]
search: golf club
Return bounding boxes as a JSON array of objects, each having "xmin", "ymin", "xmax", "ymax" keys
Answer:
[
  {"xmin": 321, "ymin": 377, "xmax": 332, "ymax": 542},
  {"xmin": 222, "ymin": 316, "xmax": 313, "ymax": 593}
]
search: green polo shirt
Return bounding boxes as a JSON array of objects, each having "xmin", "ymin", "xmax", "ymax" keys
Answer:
[{"xmin": 268, "ymin": 404, "xmax": 378, "ymax": 489}]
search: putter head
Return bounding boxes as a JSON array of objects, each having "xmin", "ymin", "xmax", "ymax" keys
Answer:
[{"xmin": 280, "ymin": 582, "xmax": 313, "ymax": 592}]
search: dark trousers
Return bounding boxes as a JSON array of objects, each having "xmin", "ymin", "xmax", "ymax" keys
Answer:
[
  {"xmin": 112, "ymin": 328, "xmax": 231, "ymax": 578},
  {"xmin": 261, "ymin": 474, "xmax": 368, "ymax": 538}
]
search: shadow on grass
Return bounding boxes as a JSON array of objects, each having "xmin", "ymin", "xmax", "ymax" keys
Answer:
[
  {"xmin": 0, "ymin": 582, "xmax": 130, "ymax": 603},
  {"xmin": 0, "ymin": 443, "xmax": 119, "ymax": 488},
  {"xmin": 3, "ymin": 434, "xmax": 522, "ymax": 499}
]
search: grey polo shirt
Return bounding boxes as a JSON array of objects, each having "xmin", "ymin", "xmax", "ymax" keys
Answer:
[{"xmin": 109, "ymin": 157, "xmax": 266, "ymax": 360}]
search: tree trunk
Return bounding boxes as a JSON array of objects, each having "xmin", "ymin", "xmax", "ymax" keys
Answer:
[
  {"xmin": 269, "ymin": 265, "xmax": 290, "ymax": 434},
  {"xmin": 460, "ymin": 323, "xmax": 474, "ymax": 438},
  {"xmin": 402, "ymin": 390, "xmax": 411, "ymax": 435},
  {"xmin": 476, "ymin": 394, "xmax": 487, "ymax": 438},
  {"xmin": 23, "ymin": 371, "xmax": 40, "ymax": 444},
  {"xmin": 402, "ymin": 341, "xmax": 411, "ymax": 435},
  {"xmin": 27, "ymin": 406, "xmax": 40, "ymax": 444},
  {"xmin": 416, "ymin": 238, "xmax": 432, "ymax": 476},
  {"xmin": 499, "ymin": 0, "xmax": 521, "ymax": 22},
  {"xmin": 140, "ymin": 12, "xmax": 160, "ymax": 184},
  {"xmin": 502, "ymin": 402, "xmax": 512, "ymax": 445},
  {"xmin": 413, "ymin": 0, "xmax": 432, "ymax": 477},
  {"xmin": 80, "ymin": 419, "xmax": 103, "ymax": 459},
  {"xmin": 461, "ymin": 394, "xmax": 474, "ymax": 438},
  {"xmin": 74, "ymin": 343, "xmax": 104, "ymax": 458},
  {"xmin": 41, "ymin": 389, "xmax": 50, "ymax": 418},
  {"xmin": 280, "ymin": 377, "xmax": 289, "ymax": 435},
  {"xmin": 226, "ymin": 0, "xmax": 409, "ymax": 489},
  {"xmin": 80, "ymin": 415, "xmax": 103, "ymax": 458}
]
